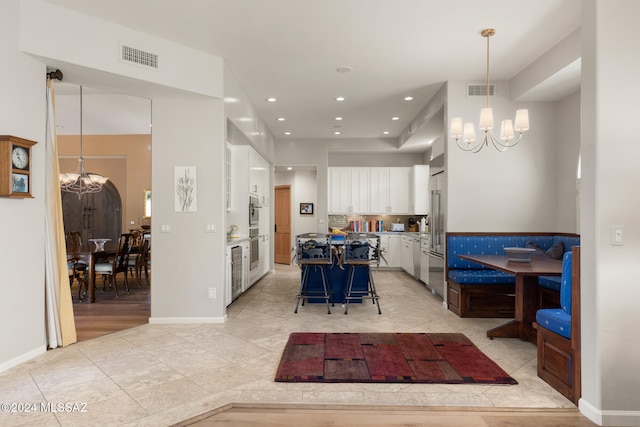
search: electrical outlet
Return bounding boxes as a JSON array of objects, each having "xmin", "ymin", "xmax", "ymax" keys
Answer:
[{"xmin": 208, "ymin": 287, "xmax": 216, "ymax": 299}]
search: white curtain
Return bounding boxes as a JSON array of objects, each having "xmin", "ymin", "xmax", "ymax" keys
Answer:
[{"xmin": 44, "ymin": 79, "xmax": 76, "ymax": 348}]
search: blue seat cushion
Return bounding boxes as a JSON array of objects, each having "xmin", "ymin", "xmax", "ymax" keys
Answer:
[
  {"xmin": 536, "ymin": 308, "xmax": 571, "ymax": 339},
  {"xmin": 538, "ymin": 276, "xmax": 561, "ymax": 291},
  {"xmin": 560, "ymin": 252, "xmax": 573, "ymax": 314},
  {"xmin": 448, "ymin": 269, "xmax": 515, "ymax": 285}
]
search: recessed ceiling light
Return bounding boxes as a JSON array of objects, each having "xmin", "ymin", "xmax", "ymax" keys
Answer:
[
  {"xmin": 266, "ymin": 97, "xmax": 277, "ymax": 102},
  {"xmin": 392, "ymin": 116, "xmax": 400, "ymax": 121},
  {"xmin": 334, "ymin": 131, "xmax": 341, "ymax": 135},
  {"xmin": 404, "ymin": 96, "xmax": 414, "ymax": 101},
  {"xmin": 277, "ymin": 117, "xmax": 285, "ymax": 121},
  {"xmin": 335, "ymin": 96, "xmax": 345, "ymax": 102},
  {"xmin": 383, "ymin": 131, "xmax": 390, "ymax": 135},
  {"xmin": 336, "ymin": 66, "xmax": 353, "ymax": 73},
  {"xmin": 284, "ymin": 131, "xmax": 291, "ymax": 135},
  {"xmin": 287, "ymin": 167, "xmax": 293, "ymax": 170},
  {"xmin": 335, "ymin": 117, "xmax": 343, "ymax": 121}
]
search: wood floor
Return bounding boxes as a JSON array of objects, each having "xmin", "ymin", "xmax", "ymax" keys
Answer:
[
  {"xmin": 177, "ymin": 405, "xmax": 598, "ymax": 427},
  {"xmin": 70, "ymin": 272, "xmax": 150, "ymax": 342}
]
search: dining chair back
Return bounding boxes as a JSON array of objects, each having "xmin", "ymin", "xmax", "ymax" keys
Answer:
[
  {"xmin": 94, "ymin": 233, "xmax": 134, "ymax": 296},
  {"xmin": 65, "ymin": 231, "xmax": 89, "ymax": 299}
]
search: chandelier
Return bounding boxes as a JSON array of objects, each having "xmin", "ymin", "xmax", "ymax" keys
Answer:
[
  {"xmin": 450, "ymin": 29, "xmax": 529, "ymax": 153},
  {"xmin": 60, "ymin": 85, "xmax": 108, "ymax": 199}
]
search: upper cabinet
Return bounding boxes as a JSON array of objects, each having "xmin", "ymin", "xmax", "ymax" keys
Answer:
[
  {"xmin": 409, "ymin": 165, "xmax": 430, "ymax": 215},
  {"xmin": 329, "ymin": 166, "xmax": 426, "ymax": 215},
  {"xmin": 328, "ymin": 167, "xmax": 369, "ymax": 213},
  {"xmin": 249, "ymin": 147, "xmax": 270, "ymax": 205}
]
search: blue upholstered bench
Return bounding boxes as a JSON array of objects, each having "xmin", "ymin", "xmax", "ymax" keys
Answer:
[
  {"xmin": 535, "ymin": 247, "xmax": 581, "ymax": 404},
  {"xmin": 446, "ymin": 233, "xmax": 580, "ymax": 318}
]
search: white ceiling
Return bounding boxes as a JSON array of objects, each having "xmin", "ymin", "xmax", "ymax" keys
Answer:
[{"xmin": 47, "ymin": 0, "xmax": 581, "ymax": 144}]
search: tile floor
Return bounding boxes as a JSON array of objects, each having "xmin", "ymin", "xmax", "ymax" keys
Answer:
[{"xmin": 0, "ymin": 264, "xmax": 575, "ymax": 426}]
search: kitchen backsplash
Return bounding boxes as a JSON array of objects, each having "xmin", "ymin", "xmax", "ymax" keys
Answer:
[{"xmin": 328, "ymin": 214, "xmax": 427, "ymax": 233}]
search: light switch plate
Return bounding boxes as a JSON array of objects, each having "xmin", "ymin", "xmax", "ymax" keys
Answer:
[{"xmin": 611, "ymin": 225, "xmax": 624, "ymax": 246}]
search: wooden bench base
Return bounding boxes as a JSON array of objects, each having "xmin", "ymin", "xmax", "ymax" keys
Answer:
[
  {"xmin": 535, "ymin": 323, "xmax": 578, "ymax": 404},
  {"xmin": 447, "ymin": 281, "xmax": 515, "ymax": 318}
]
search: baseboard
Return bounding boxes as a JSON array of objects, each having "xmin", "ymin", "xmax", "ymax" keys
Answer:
[
  {"xmin": 579, "ymin": 398, "xmax": 640, "ymax": 426},
  {"xmin": 149, "ymin": 315, "xmax": 227, "ymax": 324},
  {"xmin": 0, "ymin": 345, "xmax": 47, "ymax": 373}
]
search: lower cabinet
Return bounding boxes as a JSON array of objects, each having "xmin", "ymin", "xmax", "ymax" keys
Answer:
[
  {"xmin": 401, "ymin": 236, "xmax": 414, "ymax": 274},
  {"xmin": 379, "ymin": 234, "xmax": 402, "ymax": 268}
]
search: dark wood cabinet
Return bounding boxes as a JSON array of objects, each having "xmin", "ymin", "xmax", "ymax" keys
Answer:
[{"xmin": 62, "ymin": 180, "xmax": 122, "ymax": 251}]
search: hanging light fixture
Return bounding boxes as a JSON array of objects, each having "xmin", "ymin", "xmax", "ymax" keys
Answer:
[
  {"xmin": 450, "ymin": 29, "xmax": 529, "ymax": 153},
  {"xmin": 60, "ymin": 85, "xmax": 108, "ymax": 199}
]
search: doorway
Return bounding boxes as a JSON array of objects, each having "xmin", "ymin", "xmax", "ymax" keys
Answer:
[
  {"xmin": 62, "ymin": 180, "xmax": 122, "ymax": 251},
  {"xmin": 274, "ymin": 185, "xmax": 292, "ymax": 264}
]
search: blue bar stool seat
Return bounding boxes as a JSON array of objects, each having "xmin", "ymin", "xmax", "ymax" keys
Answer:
[{"xmin": 294, "ymin": 233, "xmax": 334, "ymax": 314}]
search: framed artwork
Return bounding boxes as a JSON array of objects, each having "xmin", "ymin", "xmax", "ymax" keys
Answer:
[
  {"xmin": 175, "ymin": 166, "xmax": 197, "ymax": 212},
  {"xmin": 300, "ymin": 202, "xmax": 314, "ymax": 215}
]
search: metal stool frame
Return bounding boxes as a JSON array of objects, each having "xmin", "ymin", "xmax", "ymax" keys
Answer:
[
  {"xmin": 294, "ymin": 233, "xmax": 334, "ymax": 314},
  {"xmin": 342, "ymin": 232, "xmax": 382, "ymax": 315}
]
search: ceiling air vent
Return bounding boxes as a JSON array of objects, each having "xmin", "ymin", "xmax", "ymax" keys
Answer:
[
  {"xmin": 120, "ymin": 44, "xmax": 158, "ymax": 69},
  {"xmin": 467, "ymin": 83, "xmax": 495, "ymax": 97}
]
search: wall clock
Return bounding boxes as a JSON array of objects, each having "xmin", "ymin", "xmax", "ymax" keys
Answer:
[{"xmin": 0, "ymin": 135, "xmax": 38, "ymax": 198}]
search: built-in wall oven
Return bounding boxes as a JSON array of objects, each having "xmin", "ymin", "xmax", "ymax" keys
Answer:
[
  {"xmin": 249, "ymin": 195, "xmax": 260, "ymax": 271},
  {"xmin": 249, "ymin": 195, "xmax": 260, "ymax": 227},
  {"xmin": 249, "ymin": 227, "xmax": 259, "ymax": 271}
]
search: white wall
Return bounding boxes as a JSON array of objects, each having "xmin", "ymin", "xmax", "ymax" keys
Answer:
[
  {"xmin": 580, "ymin": 1, "xmax": 640, "ymax": 425},
  {"xmin": 446, "ymin": 81, "xmax": 561, "ymax": 232},
  {"xmin": 0, "ymin": 0, "xmax": 47, "ymax": 371},
  {"xmin": 20, "ymin": 0, "xmax": 222, "ymax": 99},
  {"xmin": 556, "ymin": 91, "xmax": 581, "ymax": 233},
  {"xmin": 150, "ymin": 98, "xmax": 226, "ymax": 322}
]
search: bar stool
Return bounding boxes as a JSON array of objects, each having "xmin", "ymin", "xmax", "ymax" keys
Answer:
[
  {"xmin": 294, "ymin": 233, "xmax": 334, "ymax": 314},
  {"xmin": 343, "ymin": 233, "xmax": 382, "ymax": 315}
]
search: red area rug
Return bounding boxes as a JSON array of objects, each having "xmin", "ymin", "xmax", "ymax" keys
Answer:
[{"xmin": 274, "ymin": 332, "xmax": 517, "ymax": 384}]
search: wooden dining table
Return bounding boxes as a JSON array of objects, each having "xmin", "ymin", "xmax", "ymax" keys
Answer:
[
  {"xmin": 457, "ymin": 254, "xmax": 563, "ymax": 343},
  {"xmin": 68, "ymin": 249, "xmax": 115, "ymax": 303}
]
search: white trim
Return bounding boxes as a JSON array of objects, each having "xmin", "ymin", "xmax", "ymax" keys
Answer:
[
  {"xmin": 579, "ymin": 398, "xmax": 640, "ymax": 426},
  {"xmin": 148, "ymin": 316, "xmax": 226, "ymax": 324},
  {"xmin": 0, "ymin": 346, "xmax": 47, "ymax": 373}
]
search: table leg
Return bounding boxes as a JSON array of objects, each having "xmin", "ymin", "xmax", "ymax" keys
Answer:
[
  {"xmin": 519, "ymin": 275, "xmax": 539, "ymax": 342},
  {"xmin": 486, "ymin": 274, "xmax": 539, "ymax": 342},
  {"xmin": 88, "ymin": 253, "xmax": 96, "ymax": 303}
]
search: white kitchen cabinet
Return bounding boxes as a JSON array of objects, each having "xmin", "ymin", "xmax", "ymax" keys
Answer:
[
  {"xmin": 379, "ymin": 234, "xmax": 402, "ymax": 268},
  {"xmin": 242, "ymin": 241, "xmax": 250, "ymax": 291},
  {"xmin": 401, "ymin": 235, "xmax": 414, "ymax": 274},
  {"xmin": 369, "ymin": 167, "xmax": 411, "ymax": 214},
  {"xmin": 369, "ymin": 168, "xmax": 390, "ymax": 213},
  {"xmin": 388, "ymin": 167, "xmax": 410, "ymax": 214},
  {"xmin": 328, "ymin": 167, "xmax": 370, "ymax": 213},
  {"xmin": 410, "ymin": 165, "xmax": 429, "ymax": 215},
  {"xmin": 248, "ymin": 147, "xmax": 270, "ymax": 204}
]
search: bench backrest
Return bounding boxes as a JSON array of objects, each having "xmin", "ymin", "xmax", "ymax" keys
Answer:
[
  {"xmin": 561, "ymin": 251, "xmax": 573, "ymax": 314},
  {"xmin": 446, "ymin": 233, "xmax": 580, "ymax": 270}
]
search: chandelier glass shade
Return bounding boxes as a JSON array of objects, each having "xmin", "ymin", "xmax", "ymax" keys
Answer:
[
  {"xmin": 59, "ymin": 85, "xmax": 108, "ymax": 199},
  {"xmin": 450, "ymin": 29, "xmax": 529, "ymax": 153}
]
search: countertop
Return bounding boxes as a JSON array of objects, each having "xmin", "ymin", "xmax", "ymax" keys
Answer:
[{"xmin": 226, "ymin": 236, "xmax": 250, "ymax": 245}]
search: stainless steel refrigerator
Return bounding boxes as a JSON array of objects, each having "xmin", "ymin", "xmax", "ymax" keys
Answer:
[{"xmin": 428, "ymin": 172, "xmax": 445, "ymax": 298}]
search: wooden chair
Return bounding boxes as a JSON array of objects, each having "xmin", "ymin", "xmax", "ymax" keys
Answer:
[
  {"xmin": 65, "ymin": 231, "xmax": 88, "ymax": 300},
  {"xmin": 127, "ymin": 237, "xmax": 150, "ymax": 287},
  {"xmin": 95, "ymin": 233, "xmax": 134, "ymax": 296}
]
